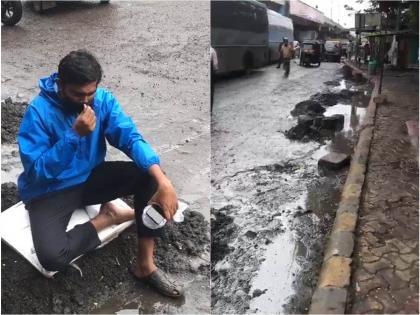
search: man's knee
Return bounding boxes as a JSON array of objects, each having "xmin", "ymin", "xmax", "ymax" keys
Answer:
[
  {"xmin": 37, "ymin": 248, "xmax": 70, "ymax": 272},
  {"xmin": 136, "ymin": 172, "xmax": 158, "ymax": 195}
]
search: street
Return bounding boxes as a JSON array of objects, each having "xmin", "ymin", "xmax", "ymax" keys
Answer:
[
  {"xmin": 211, "ymin": 60, "xmax": 372, "ymax": 313},
  {"xmin": 1, "ymin": 1, "xmax": 210, "ymax": 314}
]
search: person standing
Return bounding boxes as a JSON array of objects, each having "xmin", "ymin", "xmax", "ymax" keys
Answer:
[
  {"xmin": 210, "ymin": 46, "xmax": 218, "ymax": 112},
  {"xmin": 348, "ymin": 40, "xmax": 354, "ymax": 61},
  {"xmin": 277, "ymin": 37, "xmax": 294, "ymax": 78},
  {"xmin": 364, "ymin": 42, "xmax": 370, "ymax": 64}
]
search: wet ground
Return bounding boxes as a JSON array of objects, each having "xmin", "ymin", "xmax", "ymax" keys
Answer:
[
  {"xmin": 347, "ymin": 68, "xmax": 419, "ymax": 314},
  {"xmin": 211, "ymin": 61, "xmax": 373, "ymax": 313},
  {"xmin": 1, "ymin": 1, "xmax": 210, "ymax": 313}
]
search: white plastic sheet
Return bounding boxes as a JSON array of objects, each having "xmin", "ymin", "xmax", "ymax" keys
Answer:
[{"xmin": 1, "ymin": 199, "xmax": 134, "ymax": 277}]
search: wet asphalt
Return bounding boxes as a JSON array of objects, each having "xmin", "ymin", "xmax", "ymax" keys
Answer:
[
  {"xmin": 211, "ymin": 60, "xmax": 371, "ymax": 313},
  {"xmin": 1, "ymin": 1, "xmax": 210, "ymax": 313}
]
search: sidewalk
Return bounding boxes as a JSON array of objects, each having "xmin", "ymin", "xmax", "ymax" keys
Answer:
[{"xmin": 347, "ymin": 67, "xmax": 419, "ymax": 313}]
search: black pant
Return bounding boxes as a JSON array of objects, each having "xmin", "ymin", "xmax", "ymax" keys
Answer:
[
  {"xmin": 283, "ymin": 59, "xmax": 290, "ymax": 77},
  {"xmin": 277, "ymin": 57, "xmax": 282, "ymax": 68},
  {"xmin": 27, "ymin": 161, "xmax": 159, "ymax": 272}
]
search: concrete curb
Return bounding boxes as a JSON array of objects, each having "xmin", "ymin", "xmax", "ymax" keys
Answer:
[{"xmin": 309, "ymin": 61, "xmax": 380, "ymax": 314}]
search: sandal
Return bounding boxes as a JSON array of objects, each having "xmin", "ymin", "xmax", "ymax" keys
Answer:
[{"xmin": 129, "ymin": 265, "xmax": 185, "ymax": 298}]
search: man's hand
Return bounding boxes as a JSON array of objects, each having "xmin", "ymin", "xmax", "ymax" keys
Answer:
[
  {"xmin": 148, "ymin": 165, "xmax": 178, "ymax": 221},
  {"xmin": 73, "ymin": 104, "xmax": 96, "ymax": 137}
]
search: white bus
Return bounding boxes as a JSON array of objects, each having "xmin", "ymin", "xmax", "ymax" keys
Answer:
[
  {"xmin": 267, "ymin": 9, "xmax": 294, "ymax": 63},
  {"xmin": 211, "ymin": 0, "xmax": 269, "ymax": 75}
]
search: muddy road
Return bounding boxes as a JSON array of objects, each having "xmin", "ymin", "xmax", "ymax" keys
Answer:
[
  {"xmin": 211, "ymin": 61, "xmax": 372, "ymax": 313},
  {"xmin": 1, "ymin": 2, "xmax": 210, "ymax": 314}
]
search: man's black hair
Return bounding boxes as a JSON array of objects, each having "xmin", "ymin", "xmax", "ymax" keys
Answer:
[{"xmin": 58, "ymin": 50, "xmax": 102, "ymax": 85}]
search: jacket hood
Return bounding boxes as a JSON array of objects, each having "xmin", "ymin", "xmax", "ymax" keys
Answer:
[{"xmin": 39, "ymin": 72, "xmax": 61, "ymax": 107}]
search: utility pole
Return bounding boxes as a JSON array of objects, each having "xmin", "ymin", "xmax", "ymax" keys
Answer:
[
  {"xmin": 330, "ymin": 0, "xmax": 332, "ymax": 19},
  {"xmin": 378, "ymin": 14, "xmax": 385, "ymax": 94},
  {"xmin": 396, "ymin": 1, "xmax": 401, "ymax": 31}
]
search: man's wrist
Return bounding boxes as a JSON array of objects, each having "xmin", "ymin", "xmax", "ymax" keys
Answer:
[{"xmin": 148, "ymin": 164, "xmax": 171, "ymax": 188}]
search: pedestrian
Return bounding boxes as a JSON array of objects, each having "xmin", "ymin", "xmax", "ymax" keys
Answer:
[
  {"xmin": 210, "ymin": 46, "xmax": 218, "ymax": 112},
  {"xmin": 276, "ymin": 41, "xmax": 283, "ymax": 69},
  {"xmin": 356, "ymin": 38, "xmax": 362, "ymax": 65},
  {"xmin": 277, "ymin": 37, "xmax": 294, "ymax": 78},
  {"xmin": 17, "ymin": 50, "xmax": 184, "ymax": 298},
  {"xmin": 364, "ymin": 41, "xmax": 370, "ymax": 64},
  {"xmin": 348, "ymin": 40, "xmax": 353, "ymax": 61}
]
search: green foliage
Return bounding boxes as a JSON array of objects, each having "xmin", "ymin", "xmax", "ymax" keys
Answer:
[
  {"xmin": 362, "ymin": 0, "xmax": 418, "ymax": 31},
  {"xmin": 344, "ymin": 4, "xmax": 355, "ymax": 11}
]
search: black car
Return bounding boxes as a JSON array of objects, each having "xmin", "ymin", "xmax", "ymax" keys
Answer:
[{"xmin": 299, "ymin": 40, "xmax": 322, "ymax": 67}]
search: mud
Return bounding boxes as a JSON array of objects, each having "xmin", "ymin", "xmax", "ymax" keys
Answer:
[
  {"xmin": 1, "ymin": 183, "xmax": 210, "ymax": 314},
  {"xmin": 210, "ymin": 159, "xmax": 341, "ymax": 314},
  {"xmin": 290, "ymin": 100, "xmax": 325, "ymax": 117},
  {"xmin": 286, "ymin": 75, "xmax": 372, "ymax": 143},
  {"xmin": 211, "ymin": 162, "xmax": 301, "ymax": 314},
  {"xmin": 310, "ymin": 92, "xmax": 340, "ymax": 106},
  {"xmin": 285, "ymin": 123, "xmax": 327, "ymax": 142},
  {"xmin": 211, "ymin": 207, "xmax": 236, "ymax": 265},
  {"xmin": 211, "ymin": 62, "xmax": 373, "ymax": 313},
  {"xmin": 1, "ymin": 182, "xmax": 19, "ymax": 210},
  {"xmin": 282, "ymin": 174, "xmax": 344, "ymax": 314},
  {"xmin": 310, "ymin": 90, "xmax": 363, "ymax": 107},
  {"xmin": 285, "ymin": 114, "xmax": 344, "ymax": 142},
  {"xmin": 1, "ymin": 98, "xmax": 28, "ymax": 144},
  {"xmin": 323, "ymin": 80, "xmax": 340, "ymax": 86}
]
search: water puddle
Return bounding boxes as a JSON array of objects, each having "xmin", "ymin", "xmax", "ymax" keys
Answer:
[
  {"xmin": 331, "ymin": 79, "xmax": 347, "ymax": 92},
  {"xmin": 248, "ymin": 195, "xmax": 307, "ymax": 314},
  {"xmin": 324, "ymin": 103, "xmax": 366, "ymax": 133},
  {"xmin": 249, "ymin": 233, "xmax": 300, "ymax": 313}
]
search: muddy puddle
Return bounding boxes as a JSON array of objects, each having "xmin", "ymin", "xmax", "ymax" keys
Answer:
[
  {"xmin": 211, "ymin": 66, "xmax": 373, "ymax": 314},
  {"xmin": 92, "ymin": 272, "xmax": 210, "ymax": 314}
]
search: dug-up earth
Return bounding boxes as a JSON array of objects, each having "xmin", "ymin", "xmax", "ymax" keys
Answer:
[{"xmin": 2, "ymin": 180, "xmax": 210, "ymax": 314}]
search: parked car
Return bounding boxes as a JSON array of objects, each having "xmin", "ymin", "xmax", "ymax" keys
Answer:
[
  {"xmin": 324, "ymin": 40, "xmax": 342, "ymax": 62},
  {"xmin": 299, "ymin": 40, "xmax": 322, "ymax": 67},
  {"xmin": 31, "ymin": 1, "xmax": 110, "ymax": 13},
  {"xmin": 1, "ymin": 1, "xmax": 23, "ymax": 26}
]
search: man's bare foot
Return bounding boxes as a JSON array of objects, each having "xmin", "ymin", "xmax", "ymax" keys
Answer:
[
  {"xmin": 91, "ymin": 201, "xmax": 135, "ymax": 232},
  {"xmin": 99, "ymin": 201, "xmax": 135, "ymax": 225}
]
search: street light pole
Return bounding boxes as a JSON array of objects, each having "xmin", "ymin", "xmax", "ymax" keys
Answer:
[{"xmin": 379, "ymin": 35, "xmax": 384, "ymax": 94}]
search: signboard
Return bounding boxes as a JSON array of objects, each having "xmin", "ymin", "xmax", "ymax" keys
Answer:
[{"xmin": 355, "ymin": 13, "xmax": 381, "ymax": 33}]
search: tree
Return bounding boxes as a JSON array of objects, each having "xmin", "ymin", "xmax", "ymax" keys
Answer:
[
  {"xmin": 368, "ymin": 0, "xmax": 418, "ymax": 30},
  {"xmin": 345, "ymin": 0, "xmax": 418, "ymax": 31}
]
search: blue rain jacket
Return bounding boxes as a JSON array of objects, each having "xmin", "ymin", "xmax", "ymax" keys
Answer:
[{"xmin": 17, "ymin": 73, "xmax": 160, "ymax": 202}]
